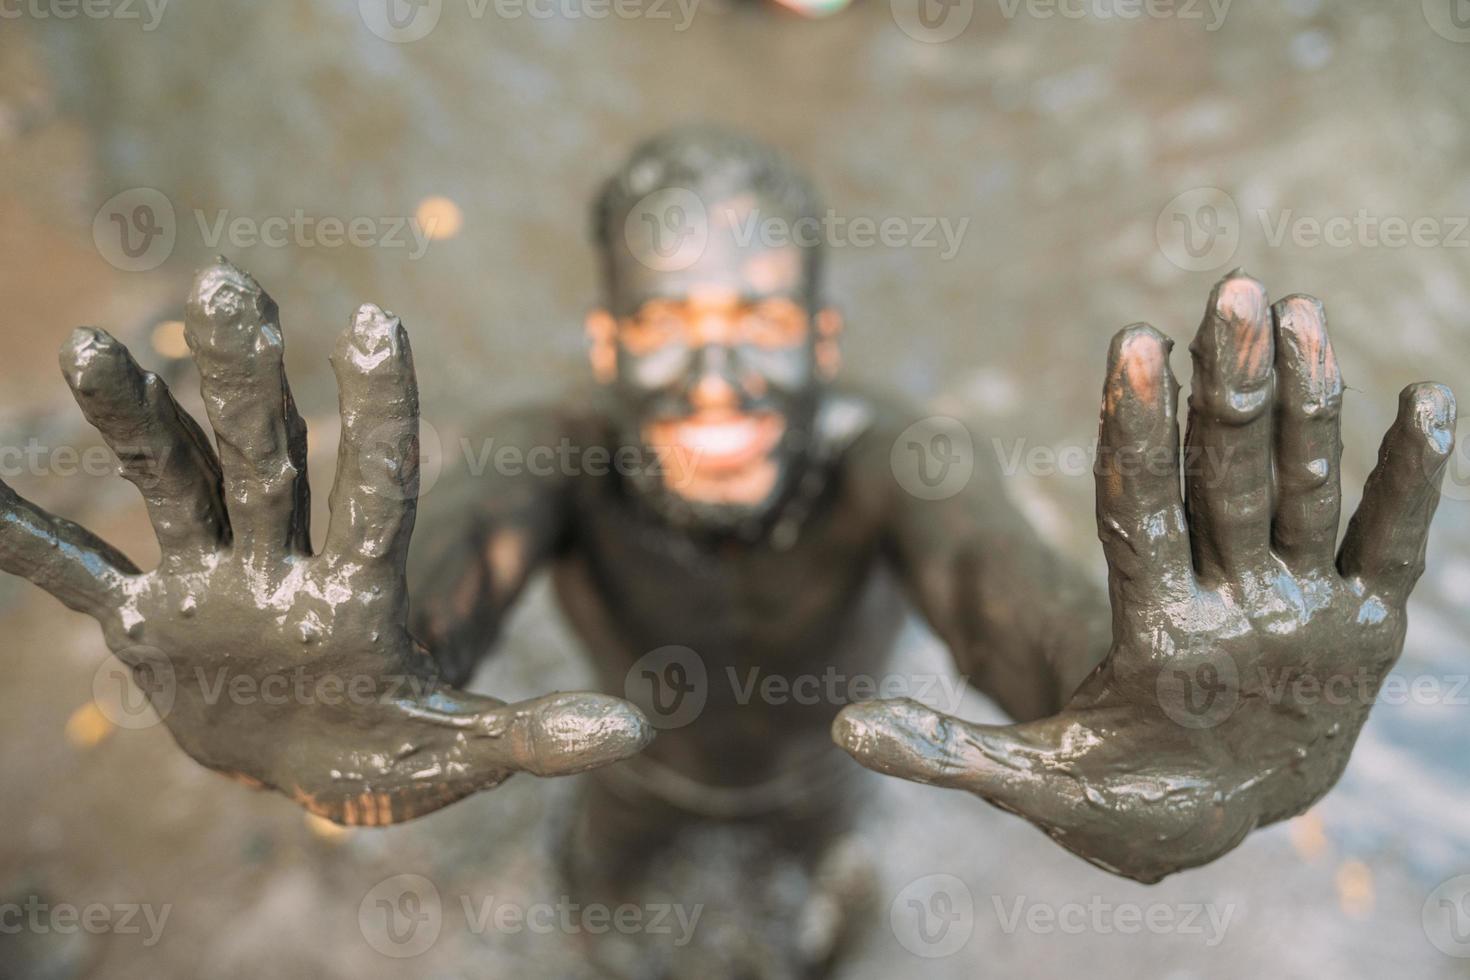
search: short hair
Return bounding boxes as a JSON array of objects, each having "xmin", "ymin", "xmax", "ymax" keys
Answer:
[{"xmin": 592, "ymin": 125, "xmax": 826, "ymax": 301}]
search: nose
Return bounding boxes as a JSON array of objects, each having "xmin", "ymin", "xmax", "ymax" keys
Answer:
[{"xmin": 688, "ymin": 345, "xmax": 740, "ymax": 411}]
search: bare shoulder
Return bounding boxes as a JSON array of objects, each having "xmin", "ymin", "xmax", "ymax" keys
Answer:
[
  {"xmin": 833, "ymin": 385, "xmax": 1012, "ymax": 522},
  {"xmin": 459, "ymin": 396, "xmax": 615, "ymax": 458},
  {"xmin": 410, "ymin": 396, "xmax": 614, "ymax": 550},
  {"xmin": 824, "ymin": 384, "xmax": 914, "ymax": 514}
]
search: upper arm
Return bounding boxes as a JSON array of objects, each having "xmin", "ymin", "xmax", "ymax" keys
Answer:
[
  {"xmin": 407, "ymin": 405, "xmax": 580, "ymax": 686},
  {"xmin": 873, "ymin": 409, "xmax": 1111, "ymax": 721}
]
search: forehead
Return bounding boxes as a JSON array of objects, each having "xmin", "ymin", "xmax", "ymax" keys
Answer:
[{"xmin": 608, "ymin": 192, "xmax": 812, "ymax": 313}]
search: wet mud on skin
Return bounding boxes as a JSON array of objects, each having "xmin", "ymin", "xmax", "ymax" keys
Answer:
[{"xmin": 3, "ymin": 2, "xmax": 1470, "ymax": 978}]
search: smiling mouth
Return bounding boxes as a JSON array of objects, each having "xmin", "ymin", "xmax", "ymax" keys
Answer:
[{"xmin": 646, "ymin": 410, "xmax": 787, "ymax": 475}]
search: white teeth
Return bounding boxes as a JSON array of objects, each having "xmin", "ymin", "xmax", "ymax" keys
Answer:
[{"xmin": 677, "ymin": 419, "xmax": 759, "ymax": 457}]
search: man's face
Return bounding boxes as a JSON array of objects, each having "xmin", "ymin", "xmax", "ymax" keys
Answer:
[{"xmin": 587, "ymin": 195, "xmax": 840, "ymax": 522}]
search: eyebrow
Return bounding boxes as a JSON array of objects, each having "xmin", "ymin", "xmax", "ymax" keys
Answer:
[{"xmin": 628, "ymin": 292, "xmax": 803, "ymax": 312}]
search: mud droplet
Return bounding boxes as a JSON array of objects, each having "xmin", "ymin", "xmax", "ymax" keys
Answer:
[
  {"xmin": 300, "ymin": 624, "xmax": 320, "ymax": 645},
  {"xmin": 180, "ymin": 595, "xmax": 198, "ymax": 618}
]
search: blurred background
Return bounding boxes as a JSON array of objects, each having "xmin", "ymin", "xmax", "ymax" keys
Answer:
[{"xmin": 2, "ymin": 0, "xmax": 1469, "ymax": 977}]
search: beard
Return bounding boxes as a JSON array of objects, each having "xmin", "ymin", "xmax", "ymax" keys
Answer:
[{"xmin": 616, "ymin": 397, "xmax": 820, "ymax": 542}]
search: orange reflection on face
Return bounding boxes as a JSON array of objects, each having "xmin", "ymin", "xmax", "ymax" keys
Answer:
[
  {"xmin": 616, "ymin": 290, "xmax": 807, "ymax": 507},
  {"xmin": 617, "ymin": 291, "xmax": 810, "ymax": 355}
]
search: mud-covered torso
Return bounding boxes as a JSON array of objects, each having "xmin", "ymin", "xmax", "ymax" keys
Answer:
[{"xmin": 551, "ymin": 396, "xmax": 904, "ymax": 789}]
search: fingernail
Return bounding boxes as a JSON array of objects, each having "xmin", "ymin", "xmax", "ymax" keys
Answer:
[
  {"xmin": 59, "ymin": 327, "xmax": 125, "ymax": 391},
  {"xmin": 526, "ymin": 694, "xmax": 653, "ymax": 773},
  {"xmin": 1116, "ymin": 326, "xmax": 1171, "ymax": 408},
  {"xmin": 62, "ymin": 326, "xmax": 108, "ymax": 364},
  {"xmin": 350, "ymin": 303, "xmax": 402, "ymax": 352},
  {"xmin": 338, "ymin": 304, "xmax": 407, "ymax": 373},
  {"xmin": 832, "ymin": 701, "xmax": 884, "ymax": 755},
  {"xmin": 187, "ymin": 260, "xmax": 268, "ymax": 329},
  {"xmin": 1408, "ymin": 383, "xmax": 1456, "ymax": 453},
  {"xmin": 1213, "ymin": 275, "xmax": 1270, "ymax": 382},
  {"xmin": 1274, "ymin": 295, "xmax": 1340, "ymax": 408}
]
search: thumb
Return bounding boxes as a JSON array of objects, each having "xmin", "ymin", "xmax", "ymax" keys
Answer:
[
  {"xmin": 833, "ymin": 698, "xmax": 1052, "ymax": 803},
  {"xmin": 478, "ymin": 692, "xmax": 655, "ymax": 777}
]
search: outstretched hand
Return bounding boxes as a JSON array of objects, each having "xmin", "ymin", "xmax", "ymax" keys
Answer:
[
  {"xmin": 834, "ymin": 272, "xmax": 1455, "ymax": 882},
  {"xmin": 0, "ymin": 258, "xmax": 651, "ymax": 825}
]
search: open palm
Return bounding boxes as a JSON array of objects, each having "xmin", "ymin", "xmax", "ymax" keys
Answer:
[
  {"xmin": 0, "ymin": 259, "xmax": 651, "ymax": 825},
  {"xmin": 835, "ymin": 273, "xmax": 1455, "ymax": 882}
]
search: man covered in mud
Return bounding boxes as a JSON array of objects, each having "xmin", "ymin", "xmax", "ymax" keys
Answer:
[{"xmin": 0, "ymin": 127, "xmax": 1457, "ymax": 975}]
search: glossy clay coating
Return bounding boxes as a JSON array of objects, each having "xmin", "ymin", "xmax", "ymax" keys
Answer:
[
  {"xmin": 0, "ymin": 222, "xmax": 1455, "ymax": 886},
  {"xmin": 834, "ymin": 274, "xmax": 1456, "ymax": 881},
  {"xmin": 2, "ymin": 258, "xmax": 652, "ymax": 826}
]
